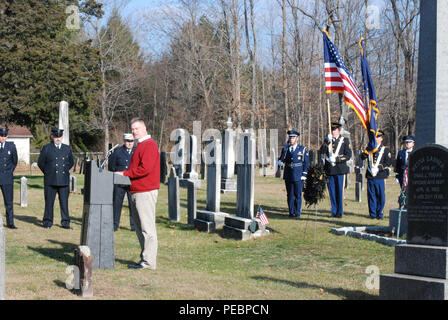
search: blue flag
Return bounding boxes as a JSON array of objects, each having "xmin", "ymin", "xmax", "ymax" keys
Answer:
[{"xmin": 359, "ymin": 38, "xmax": 379, "ymax": 153}]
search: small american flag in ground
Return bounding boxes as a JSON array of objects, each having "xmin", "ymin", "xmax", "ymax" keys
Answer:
[{"xmin": 256, "ymin": 206, "xmax": 269, "ymax": 226}]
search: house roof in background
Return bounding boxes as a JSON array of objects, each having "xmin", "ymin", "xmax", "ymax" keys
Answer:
[{"xmin": 7, "ymin": 126, "xmax": 33, "ymax": 138}]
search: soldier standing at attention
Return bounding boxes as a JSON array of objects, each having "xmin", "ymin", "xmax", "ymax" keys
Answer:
[
  {"xmin": 0, "ymin": 127, "xmax": 18, "ymax": 229},
  {"xmin": 394, "ymin": 135, "xmax": 415, "ymax": 190},
  {"xmin": 360, "ymin": 130, "xmax": 392, "ymax": 220},
  {"xmin": 108, "ymin": 133, "xmax": 136, "ymax": 231},
  {"xmin": 278, "ymin": 129, "xmax": 309, "ymax": 218},
  {"xmin": 38, "ymin": 128, "xmax": 74, "ymax": 229},
  {"xmin": 320, "ymin": 122, "xmax": 352, "ymax": 218}
]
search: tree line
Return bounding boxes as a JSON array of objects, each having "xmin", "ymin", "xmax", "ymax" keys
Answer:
[{"xmin": 0, "ymin": 0, "xmax": 419, "ymax": 155}]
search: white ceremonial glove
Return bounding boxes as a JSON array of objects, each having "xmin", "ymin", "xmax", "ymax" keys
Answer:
[
  {"xmin": 371, "ymin": 167, "xmax": 379, "ymax": 177},
  {"xmin": 301, "ymin": 176, "xmax": 307, "ymax": 181},
  {"xmin": 327, "ymin": 134, "xmax": 333, "ymax": 142},
  {"xmin": 330, "ymin": 155, "xmax": 336, "ymax": 163},
  {"xmin": 277, "ymin": 160, "xmax": 284, "ymax": 167},
  {"xmin": 395, "ymin": 178, "xmax": 400, "ymax": 184}
]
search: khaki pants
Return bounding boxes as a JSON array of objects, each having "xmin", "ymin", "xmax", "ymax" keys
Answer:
[{"xmin": 130, "ymin": 190, "xmax": 158, "ymax": 269}]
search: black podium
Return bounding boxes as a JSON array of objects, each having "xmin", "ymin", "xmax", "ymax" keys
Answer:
[{"xmin": 81, "ymin": 160, "xmax": 131, "ymax": 269}]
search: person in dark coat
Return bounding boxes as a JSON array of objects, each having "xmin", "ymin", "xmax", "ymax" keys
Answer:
[
  {"xmin": 320, "ymin": 122, "xmax": 352, "ymax": 218},
  {"xmin": 0, "ymin": 127, "xmax": 18, "ymax": 229},
  {"xmin": 38, "ymin": 128, "xmax": 74, "ymax": 229},
  {"xmin": 360, "ymin": 130, "xmax": 392, "ymax": 220},
  {"xmin": 278, "ymin": 128, "xmax": 309, "ymax": 218},
  {"xmin": 108, "ymin": 133, "xmax": 136, "ymax": 231},
  {"xmin": 394, "ymin": 135, "xmax": 415, "ymax": 190}
]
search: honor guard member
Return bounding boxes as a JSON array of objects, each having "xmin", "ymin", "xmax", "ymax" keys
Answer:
[
  {"xmin": 320, "ymin": 122, "xmax": 352, "ymax": 218},
  {"xmin": 278, "ymin": 129, "xmax": 309, "ymax": 218},
  {"xmin": 108, "ymin": 133, "xmax": 136, "ymax": 231},
  {"xmin": 394, "ymin": 135, "xmax": 415, "ymax": 189},
  {"xmin": 38, "ymin": 128, "xmax": 74, "ymax": 229},
  {"xmin": 0, "ymin": 127, "xmax": 18, "ymax": 229},
  {"xmin": 360, "ymin": 130, "xmax": 392, "ymax": 219}
]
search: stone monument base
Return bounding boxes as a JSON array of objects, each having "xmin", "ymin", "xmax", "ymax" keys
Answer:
[
  {"xmin": 222, "ymin": 216, "xmax": 270, "ymax": 241},
  {"xmin": 194, "ymin": 211, "xmax": 229, "ymax": 233},
  {"xmin": 389, "ymin": 208, "xmax": 407, "ymax": 237},
  {"xmin": 380, "ymin": 244, "xmax": 448, "ymax": 300},
  {"xmin": 221, "ymin": 178, "xmax": 236, "ymax": 193}
]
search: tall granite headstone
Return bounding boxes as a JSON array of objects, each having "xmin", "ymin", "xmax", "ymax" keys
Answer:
[
  {"xmin": 380, "ymin": 1, "xmax": 448, "ymax": 299},
  {"xmin": 59, "ymin": 101, "xmax": 70, "ymax": 146},
  {"xmin": 180, "ymin": 135, "xmax": 201, "ymax": 188},
  {"xmin": 194, "ymin": 139, "xmax": 230, "ymax": 233},
  {"xmin": 170, "ymin": 129, "xmax": 187, "ymax": 178},
  {"xmin": 223, "ymin": 131, "xmax": 269, "ymax": 240},
  {"xmin": 168, "ymin": 167, "xmax": 180, "ymax": 222},
  {"xmin": 160, "ymin": 152, "xmax": 168, "ymax": 184},
  {"xmin": 257, "ymin": 128, "xmax": 268, "ymax": 177},
  {"xmin": 221, "ymin": 118, "xmax": 237, "ymax": 193},
  {"xmin": 186, "ymin": 180, "xmax": 197, "ymax": 225}
]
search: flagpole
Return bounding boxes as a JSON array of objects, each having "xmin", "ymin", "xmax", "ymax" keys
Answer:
[{"xmin": 327, "ymin": 98, "xmax": 334, "ymax": 156}]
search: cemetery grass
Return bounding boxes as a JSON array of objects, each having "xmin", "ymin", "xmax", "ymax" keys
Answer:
[{"xmin": 4, "ymin": 170, "xmax": 400, "ymax": 300}]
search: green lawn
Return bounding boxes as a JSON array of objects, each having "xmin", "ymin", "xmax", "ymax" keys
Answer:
[{"xmin": 2, "ymin": 169, "xmax": 402, "ymax": 300}]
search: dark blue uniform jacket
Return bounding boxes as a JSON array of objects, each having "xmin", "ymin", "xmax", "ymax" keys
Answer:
[
  {"xmin": 38, "ymin": 143, "xmax": 74, "ymax": 186},
  {"xmin": 279, "ymin": 144, "xmax": 309, "ymax": 182},
  {"xmin": 0, "ymin": 141, "xmax": 18, "ymax": 185},
  {"xmin": 108, "ymin": 145, "xmax": 135, "ymax": 172}
]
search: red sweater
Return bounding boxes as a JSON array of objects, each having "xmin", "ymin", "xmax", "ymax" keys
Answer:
[{"xmin": 123, "ymin": 137, "xmax": 160, "ymax": 193}]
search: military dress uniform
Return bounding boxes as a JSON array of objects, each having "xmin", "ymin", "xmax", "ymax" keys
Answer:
[
  {"xmin": 360, "ymin": 136, "xmax": 392, "ymax": 219},
  {"xmin": 108, "ymin": 144, "xmax": 136, "ymax": 231},
  {"xmin": 0, "ymin": 128, "xmax": 18, "ymax": 228},
  {"xmin": 278, "ymin": 129, "xmax": 309, "ymax": 218},
  {"xmin": 394, "ymin": 135, "xmax": 415, "ymax": 189},
  {"xmin": 38, "ymin": 130, "xmax": 74, "ymax": 228},
  {"xmin": 320, "ymin": 125, "xmax": 352, "ymax": 218}
]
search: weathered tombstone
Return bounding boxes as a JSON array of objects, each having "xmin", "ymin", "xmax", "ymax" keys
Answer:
[
  {"xmin": 58, "ymin": 101, "xmax": 70, "ymax": 146},
  {"xmin": 73, "ymin": 158, "xmax": 79, "ymax": 173},
  {"xmin": 223, "ymin": 131, "xmax": 269, "ymax": 240},
  {"xmin": 186, "ymin": 180, "xmax": 197, "ymax": 225},
  {"xmin": 160, "ymin": 152, "xmax": 168, "ymax": 184},
  {"xmin": 380, "ymin": 2, "xmax": 448, "ymax": 299},
  {"xmin": 74, "ymin": 245, "xmax": 93, "ymax": 297},
  {"xmin": 180, "ymin": 135, "xmax": 201, "ymax": 188},
  {"xmin": 194, "ymin": 139, "xmax": 229, "ymax": 232},
  {"xmin": 200, "ymin": 153, "xmax": 206, "ymax": 180},
  {"xmin": 168, "ymin": 168, "xmax": 180, "ymax": 222},
  {"xmin": 267, "ymin": 129, "xmax": 279, "ymax": 176},
  {"xmin": 170, "ymin": 129, "xmax": 187, "ymax": 178},
  {"xmin": 20, "ymin": 176, "xmax": 27, "ymax": 207},
  {"xmin": 70, "ymin": 175, "xmax": 77, "ymax": 193},
  {"xmin": 81, "ymin": 161, "xmax": 130, "ymax": 269},
  {"xmin": 0, "ymin": 217, "xmax": 5, "ymax": 300},
  {"xmin": 257, "ymin": 128, "xmax": 268, "ymax": 176},
  {"xmin": 221, "ymin": 118, "xmax": 237, "ymax": 193}
]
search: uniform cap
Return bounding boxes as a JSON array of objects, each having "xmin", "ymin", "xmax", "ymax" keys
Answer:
[
  {"xmin": 331, "ymin": 122, "xmax": 342, "ymax": 130},
  {"xmin": 51, "ymin": 128, "xmax": 64, "ymax": 137},
  {"xmin": 403, "ymin": 135, "xmax": 415, "ymax": 143},
  {"xmin": 123, "ymin": 133, "xmax": 134, "ymax": 141},
  {"xmin": 0, "ymin": 127, "xmax": 8, "ymax": 137},
  {"xmin": 377, "ymin": 130, "xmax": 385, "ymax": 137},
  {"xmin": 287, "ymin": 128, "xmax": 300, "ymax": 137}
]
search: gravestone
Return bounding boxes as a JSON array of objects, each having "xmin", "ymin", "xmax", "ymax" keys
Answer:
[
  {"xmin": 200, "ymin": 154, "xmax": 206, "ymax": 180},
  {"xmin": 180, "ymin": 135, "xmax": 201, "ymax": 188},
  {"xmin": 70, "ymin": 175, "xmax": 77, "ymax": 193},
  {"xmin": 380, "ymin": 1, "xmax": 448, "ymax": 299},
  {"xmin": 73, "ymin": 158, "xmax": 79, "ymax": 173},
  {"xmin": 223, "ymin": 131, "xmax": 269, "ymax": 240},
  {"xmin": 58, "ymin": 101, "xmax": 70, "ymax": 146},
  {"xmin": 257, "ymin": 128, "xmax": 268, "ymax": 176},
  {"xmin": 170, "ymin": 129, "xmax": 187, "ymax": 178},
  {"xmin": 0, "ymin": 217, "xmax": 5, "ymax": 300},
  {"xmin": 221, "ymin": 118, "xmax": 237, "ymax": 193},
  {"xmin": 168, "ymin": 167, "xmax": 180, "ymax": 222},
  {"xmin": 20, "ymin": 176, "xmax": 27, "ymax": 207},
  {"xmin": 160, "ymin": 152, "xmax": 168, "ymax": 184},
  {"xmin": 74, "ymin": 245, "xmax": 93, "ymax": 297},
  {"xmin": 194, "ymin": 139, "xmax": 230, "ymax": 233},
  {"xmin": 186, "ymin": 180, "xmax": 197, "ymax": 225},
  {"xmin": 267, "ymin": 129, "xmax": 278, "ymax": 176}
]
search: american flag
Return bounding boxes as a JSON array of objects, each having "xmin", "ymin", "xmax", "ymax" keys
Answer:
[
  {"xmin": 323, "ymin": 31, "xmax": 367, "ymax": 130},
  {"xmin": 256, "ymin": 206, "xmax": 269, "ymax": 226},
  {"xmin": 403, "ymin": 168, "xmax": 409, "ymax": 189}
]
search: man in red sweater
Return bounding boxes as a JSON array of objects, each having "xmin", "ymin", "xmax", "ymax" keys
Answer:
[{"xmin": 116, "ymin": 118, "xmax": 160, "ymax": 269}]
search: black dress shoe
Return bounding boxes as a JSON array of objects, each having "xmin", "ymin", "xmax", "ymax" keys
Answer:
[{"xmin": 7, "ymin": 224, "xmax": 17, "ymax": 229}]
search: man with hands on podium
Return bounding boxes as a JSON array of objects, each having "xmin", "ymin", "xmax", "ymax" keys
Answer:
[{"xmin": 278, "ymin": 128, "xmax": 309, "ymax": 218}]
